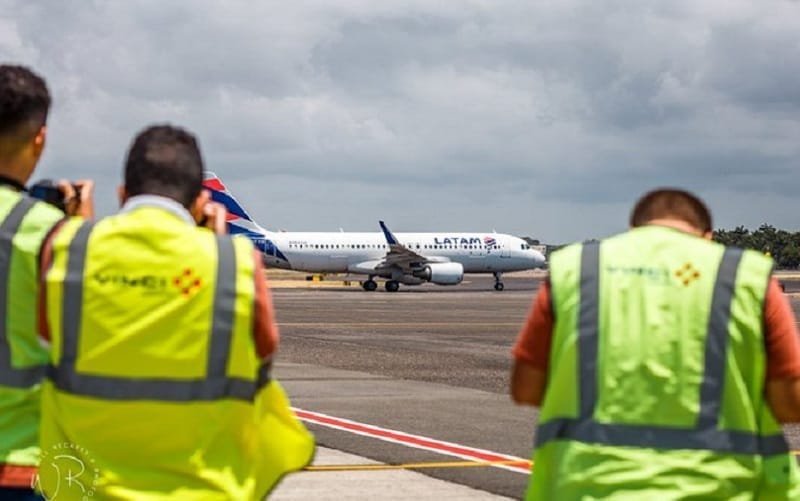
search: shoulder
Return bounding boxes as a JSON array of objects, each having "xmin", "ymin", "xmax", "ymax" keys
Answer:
[
  {"xmin": 26, "ymin": 197, "xmax": 64, "ymax": 226},
  {"xmin": 1, "ymin": 190, "xmax": 63, "ymax": 232},
  {"xmin": 231, "ymin": 233, "xmax": 255, "ymax": 249},
  {"xmin": 549, "ymin": 241, "xmax": 584, "ymax": 266},
  {"xmin": 709, "ymin": 242, "xmax": 773, "ymax": 276},
  {"xmin": 739, "ymin": 247, "xmax": 774, "ymax": 268},
  {"xmin": 548, "ymin": 243, "xmax": 585, "ymax": 297},
  {"xmin": 736, "ymin": 247, "xmax": 774, "ymax": 290}
]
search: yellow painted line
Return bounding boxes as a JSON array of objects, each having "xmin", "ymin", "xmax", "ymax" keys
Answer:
[
  {"xmin": 306, "ymin": 452, "xmax": 800, "ymax": 473},
  {"xmin": 305, "ymin": 459, "xmax": 532, "ymax": 472},
  {"xmin": 307, "ymin": 452, "xmax": 800, "ymax": 472}
]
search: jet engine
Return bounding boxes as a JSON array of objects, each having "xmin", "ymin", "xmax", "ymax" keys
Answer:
[{"xmin": 412, "ymin": 262, "xmax": 464, "ymax": 285}]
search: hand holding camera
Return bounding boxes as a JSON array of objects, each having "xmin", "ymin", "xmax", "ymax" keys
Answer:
[
  {"xmin": 199, "ymin": 201, "xmax": 228, "ymax": 235},
  {"xmin": 29, "ymin": 178, "xmax": 94, "ymax": 218}
]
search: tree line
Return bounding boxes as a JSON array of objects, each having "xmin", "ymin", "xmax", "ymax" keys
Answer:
[
  {"xmin": 714, "ymin": 224, "xmax": 800, "ymax": 269},
  {"xmin": 537, "ymin": 224, "xmax": 800, "ymax": 269}
]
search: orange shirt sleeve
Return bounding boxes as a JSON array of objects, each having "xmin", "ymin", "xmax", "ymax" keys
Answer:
[
  {"xmin": 512, "ymin": 280, "xmax": 554, "ymax": 371},
  {"xmin": 252, "ymin": 250, "xmax": 279, "ymax": 359},
  {"xmin": 764, "ymin": 277, "xmax": 800, "ymax": 380}
]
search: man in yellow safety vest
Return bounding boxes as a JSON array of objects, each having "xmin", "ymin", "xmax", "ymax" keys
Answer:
[
  {"xmin": 512, "ymin": 189, "xmax": 800, "ymax": 499},
  {"xmin": 0, "ymin": 64, "xmax": 92, "ymax": 501},
  {"xmin": 38, "ymin": 125, "xmax": 314, "ymax": 500}
]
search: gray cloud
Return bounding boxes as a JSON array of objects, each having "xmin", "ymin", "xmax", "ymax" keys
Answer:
[{"xmin": 1, "ymin": 0, "xmax": 798, "ymax": 243}]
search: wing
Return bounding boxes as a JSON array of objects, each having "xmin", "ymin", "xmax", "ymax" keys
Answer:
[{"xmin": 378, "ymin": 221, "xmax": 447, "ymax": 272}]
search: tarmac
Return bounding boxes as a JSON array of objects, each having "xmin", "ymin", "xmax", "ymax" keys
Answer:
[
  {"xmin": 271, "ymin": 447, "xmax": 512, "ymax": 500},
  {"xmin": 263, "ymin": 272, "xmax": 800, "ymax": 500}
]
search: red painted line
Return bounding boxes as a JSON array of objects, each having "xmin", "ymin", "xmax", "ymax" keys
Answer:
[{"xmin": 293, "ymin": 408, "xmax": 532, "ymax": 474}]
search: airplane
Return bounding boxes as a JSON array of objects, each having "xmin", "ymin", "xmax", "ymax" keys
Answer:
[{"xmin": 203, "ymin": 173, "xmax": 547, "ymax": 292}]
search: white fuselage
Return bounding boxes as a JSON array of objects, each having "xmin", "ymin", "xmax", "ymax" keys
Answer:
[{"xmin": 257, "ymin": 230, "xmax": 544, "ymax": 274}]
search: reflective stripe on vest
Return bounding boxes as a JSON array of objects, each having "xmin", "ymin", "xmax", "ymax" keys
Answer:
[
  {"xmin": 47, "ymin": 221, "xmax": 270, "ymax": 402},
  {"xmin": 0, "ymin": 197, "xmax": 45, "ymax": 388},
  {"xmin": 536, "ymin": 241, "xmax": 788, "ymax": 456}
]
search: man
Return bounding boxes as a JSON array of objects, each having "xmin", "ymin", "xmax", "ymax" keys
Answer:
[
  {"xmin": 37, "ymin": 125, "xmax": 314, "ymax": 499},
  {"xmin": 512, "ymin": 189, "xmax": 800, "ymax": 499},
  {"xmin": 0, "ymin": 64, "xmax": 92, "ymax": 500}
]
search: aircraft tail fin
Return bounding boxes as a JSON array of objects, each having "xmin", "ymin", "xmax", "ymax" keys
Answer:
[{"xmin": 202, "ymin": 172, "xmax": 255, "ymax": 224}]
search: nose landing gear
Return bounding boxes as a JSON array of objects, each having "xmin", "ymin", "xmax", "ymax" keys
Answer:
[{"xmin": 493, "ymin": 272, "xmax": 504, "ymax": 291}]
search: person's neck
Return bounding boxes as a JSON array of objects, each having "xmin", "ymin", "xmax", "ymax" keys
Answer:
[
  {"xmin": 644, "ymin": 218, "xmax": 704, "ymax": 237},
  {"xmin": 0, "ymin": 165, "xmax": 29, "ymax": 191},
  {"xmin": 0, "ymin": 161, "xmax": 31, "ymax": 188}
]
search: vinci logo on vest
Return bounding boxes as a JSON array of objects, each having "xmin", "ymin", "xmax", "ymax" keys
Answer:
[
  {"xmin": 92, "ymin": 269, "xmax": 204, "ymax": 297},
  {"xmin": 674, "ymin": 262, "xmax": 701, "ymax": 286},
  {"xmin": 92, "ymin": 272, "xmax": 167, "ymax": 291},
  {"xmin": 172, "ymin": 268, "xmax": 203, "ymax": 296},
  {"xmin": 605, "ymin": 265, "xmax": 670, "ymax": 285}
]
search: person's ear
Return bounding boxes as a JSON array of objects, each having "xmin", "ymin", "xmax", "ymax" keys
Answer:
[
  {"xmin": 190, "ymin": 189, "xmax": 211, "ymax": 223},
  {"xmin": 32, "ymin": 126, "xmax": 46, "ymax": 159},
  {"xmin": 117, "ymin": 185, "xmax": 127, "ymax": 207}
]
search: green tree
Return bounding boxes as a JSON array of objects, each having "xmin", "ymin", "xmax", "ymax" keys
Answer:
[
  {"xmin": 714, "ymin": 224, "xmax": 800, "ymax": 269},
  {"xmin": 779, "ymin": 243, "xmax": 800, "ymax": 269}
]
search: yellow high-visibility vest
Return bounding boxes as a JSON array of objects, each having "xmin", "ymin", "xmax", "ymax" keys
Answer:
[
  {"xmin": 528, "ymin": 226, "xmax": 800, "ymax": 500},
  {"xmin": 0, "ymin": 187, "xmax": 63, "ymax": 469},
  {"xmin": 40, "ymin": 206, "xmax": 314, "ymax": 500}
]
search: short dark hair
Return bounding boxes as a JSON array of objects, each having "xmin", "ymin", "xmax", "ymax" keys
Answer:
[
  {"xmin": 0, "ymin": 64, "xmax": 50, "ymax": 144},
  {"xmin": 124, "ymin": 125, "xmax": 204, "ymax": 208},
  {"xmin": 630, "ymin": 188, "xmax": 713, "ymax": 233}
]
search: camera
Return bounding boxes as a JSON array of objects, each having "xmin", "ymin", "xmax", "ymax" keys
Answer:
[{"xmin": 29, "ymin": 179, "xmax": 81, "ymax": 213}]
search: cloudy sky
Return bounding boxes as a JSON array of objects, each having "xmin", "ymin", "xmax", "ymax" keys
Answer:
[{"xmin": 1, "ymin": 1, "xmax": 798, "ymax": 243}]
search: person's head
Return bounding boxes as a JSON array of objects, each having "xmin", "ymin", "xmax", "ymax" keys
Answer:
[
  {"xmin": 0, "ymin": 64, "xmax": 50, "ymax": 182},
  {"xmin": 120, "ymin": 124, "xmax": 207, "ymax": 213},
  {"xmin": 630, "ymin": 188, "xmax": 713, "ymax": 239}
]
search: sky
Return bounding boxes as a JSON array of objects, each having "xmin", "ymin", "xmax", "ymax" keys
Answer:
[{"xmin": 1, "ymin": 0, "xmax": 798, "ymax": 243}]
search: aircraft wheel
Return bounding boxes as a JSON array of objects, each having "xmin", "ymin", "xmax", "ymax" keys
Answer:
[
  {"xmin": 385, "ymin": 280, "xmax": 400, "ymax": 292},
  {"xmin": 363, "ymin": 279, "xmax": 378, "ymax": 292},
  {"xmin": 494, "ymin": 282, "xmax": 505, "ymax": 291}
]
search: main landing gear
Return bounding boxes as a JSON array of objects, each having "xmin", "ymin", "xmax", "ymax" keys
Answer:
[
  {"xmin": 493, "ymin": 272, "xmax": 504, "ymax": 291},
  {"xmin": 362, "ymin": 277, "xmax": 400, "ymax": 292}
]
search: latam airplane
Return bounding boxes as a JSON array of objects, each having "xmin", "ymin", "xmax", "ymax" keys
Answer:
[{"xmin": 203, "ymin": 173, "xmax": 546, "ymax": 292}]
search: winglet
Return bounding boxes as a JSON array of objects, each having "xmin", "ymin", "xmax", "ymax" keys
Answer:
[{"xmin": 379, "ymin": 220, "xmax": 399, "ymax": 245}]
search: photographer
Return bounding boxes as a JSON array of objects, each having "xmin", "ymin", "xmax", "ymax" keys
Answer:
[
  {"xmin": 0, "ymin": 64, "xmax": 91, "ymax": 500},
  {"xmin": 36, "ymin": 125, "xmax": 312, "ymax": 500}
]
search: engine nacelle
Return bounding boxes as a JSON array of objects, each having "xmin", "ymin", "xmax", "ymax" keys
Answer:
[
  {"xmin": 413, "ymin": 262, "xmax": 464, "ymax": 285},
  {"xmin": 399, "ymin": 275, "xmax": 424, "ymax": 285}
]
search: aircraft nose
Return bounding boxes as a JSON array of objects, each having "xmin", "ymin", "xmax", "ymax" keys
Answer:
[{"xmin": 530, "ymin": 250, "xmax": 546, "ymax": 268}]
